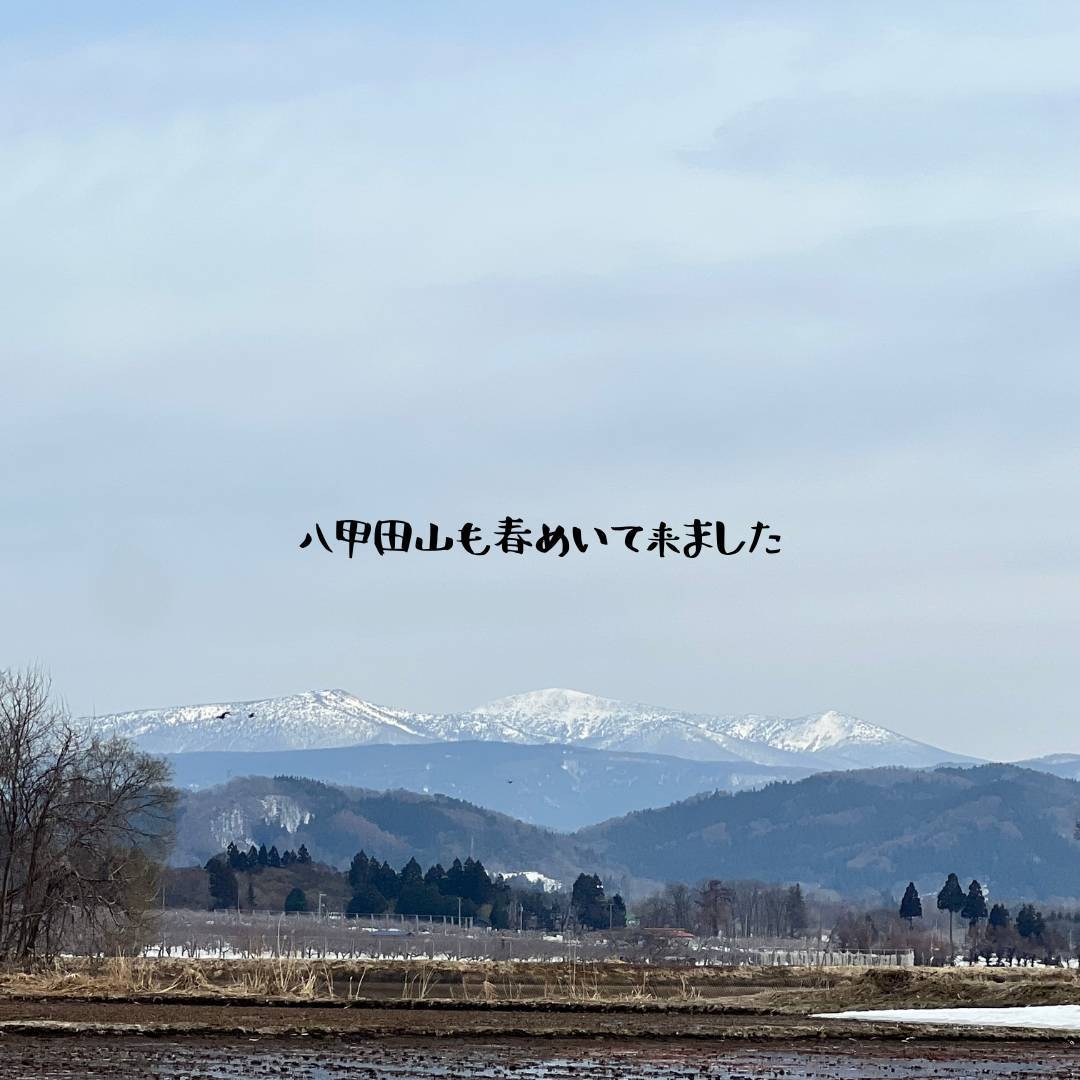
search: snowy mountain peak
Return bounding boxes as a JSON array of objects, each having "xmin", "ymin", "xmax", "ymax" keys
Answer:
[
  {"xmin": 83, "ymin": 688, "xmax": 432, "ymax": 754},
  {"xmin": 80, "ymin": 687, "xmax": 973, "ymax": 770},
  {"xmin": 474, "ymin": 687, "xmax": 616, "ymax": 717},
  {"xmin": 722, "ymin": 710, "xmax": 891, "ymax": 754},
  {"xmin": 467, "ymin": 688, "xmax": 636, "ymax": 741}
]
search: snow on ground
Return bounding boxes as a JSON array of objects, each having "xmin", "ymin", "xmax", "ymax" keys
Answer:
[
  {"xmin": 140, "ymin": 947, "xmax": 574, "ymax": 962},
  {"xmin": 500, "ymin": 870, "xmax": 563, "ymax": 893},
  {"xmin": 817, "ymin": 1005, "xmax": 1080, "ymax": 1031}
]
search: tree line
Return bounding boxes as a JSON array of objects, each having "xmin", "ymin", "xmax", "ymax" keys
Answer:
[
  {"xmin": 345, "ymin": 851, "xmax": 513, "ymax": 923},
  {"xmin": 633, "ymin": 879, "xmax": 808, "ymax": 939},
  {"xmin": 622, "ymin": 869, "xmax": 1080, "ymax": 965},
  {"xmin": 206, "ymin": 843, "xmax": 627, "ymax": 933},
  {"xmin": 897, "ymin": 875, "xmax": 1068, "ymax": 963},
  {"xmin": 225, "ymin": 841, "xmax": 311, "ymax": 871}
]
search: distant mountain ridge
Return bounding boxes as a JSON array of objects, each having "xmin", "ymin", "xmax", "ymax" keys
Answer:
[
  {"xmin": 578, "ymin": 763, "xmax": 1080, "ymax": 901},
  {"xmin": 83, "ymin": 686, "xmax": 973, "ymax": 771},
  {"xmin": 85, "ymin": 689, "xmax": 432, "ymax": 754},
  {"xmin": 1016, "ymin": 754, "xmax": 1080, "ymax": 781},
  {"xmin": 171, "ymin": 775, "xmax": 596, "ymax": 881},
  {"xmin": 172, "ymin": 764, "xmax": 1080, "ymax": 901},
  {"xmin": 165, "ymin": 740, "xmax": 814, "ymax": 831}
]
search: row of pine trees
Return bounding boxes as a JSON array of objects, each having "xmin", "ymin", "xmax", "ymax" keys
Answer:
[
  {"xmin": 899, "ymin": 874, "xmax": 1052, "ymax": 956},
  {"xmin": 344, "ymin": 852, "xmax": 626, "ymax": 931},
  {"xmin": 206, "ymin": 842, "xmax": 624, "ymax": 931},
  {"xmin": 345, "ymin": 851, "xmax": 511, "ymax": 923},
  {"xmin": 225, "ymin": 841, "xmax": 311, "ymax": 871}
]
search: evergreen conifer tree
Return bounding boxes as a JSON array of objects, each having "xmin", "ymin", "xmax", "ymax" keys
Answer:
[
  {"xmin": 348, "ymin": 851, "xmax": 371, "ymax": 891},
  {"xmin": 936, "ymin": 873, "xmax": 965, "ymax": 959},
  {"xmin": 961, "ymin": 880, "xmax": 988, "ymax": 927},
  {"xmin": 571, "ymin": 873, "xmax": 606, "ymax": 929},
  {"xmin": 787, "ymin": 883, "xmax": 808, "ymax": 935},
  {"xmin": 611, "ymin": 893, "xmax": 627, "ymax": 929},
  {"xmin": 961, "ymin": 880, "xmax": 988, "ymax": 956},
  {"xmin": 205, "ymin": 855, "xmax": 238, "ymax": 910},
  {"xmin": 899, "ymin": 882, "xmax": 923, "ymax": 926},
  {"xmin": 444, "ymin": 858, "xmax": 465, "ymax": 898},
  {"xmin": 488, "ymin": 879, "xmax": 512, "ymax": 929},
  {"xmin": 346, "ymin": 885, "xmax": 388, "ymax": 916},
  {"xmin": 374, "ymin": 860, "xmax": 400, "ymax": 899},
  {"xmin": 1016, "ymin": 904, "xmax": 1045, "ymax": 939},
  {"xmin": 297, "ymin": 844, "xmax": 311, "ymax": 864},
  {"xmin": 284, "ymin": 887, "xmax": 307, "ymax": 913},
  {"xmin": 268, "ymin": 845, "xmax": 281, "ymax": 868}
]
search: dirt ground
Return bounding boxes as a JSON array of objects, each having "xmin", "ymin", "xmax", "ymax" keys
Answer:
[
  {"xmin": 1, "ymin": 961, "xmax": 1080, "ymax": 1077},
  {"xmin": 3, "ymin": 993, "xmax": 1080, "ymax": 1042},
  {"xmin": 1, "ymin": 1034, "xmax": 1080, "ymax": 1079}
]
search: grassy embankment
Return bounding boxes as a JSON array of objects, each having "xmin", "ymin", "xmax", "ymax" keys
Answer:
[{"xmin": 0, "ymin": 957, "xmax": 1077, "ymax": 1013}]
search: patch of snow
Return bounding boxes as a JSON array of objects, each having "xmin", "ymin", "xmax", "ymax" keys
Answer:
[
  {"xmin": 500, "ymin": 870, "xmax": 563, "ymax": 893},
  {"xmin": 817, "ymin": 1006, "xmax": 1080, "ymax": 1031},
  {"xmin": 258, "ymin": 795, "xmax": 311, "ymax": 834},
  {"xmin": 210, "ymin": 808, "xmax": 253, "ymax": 851}
]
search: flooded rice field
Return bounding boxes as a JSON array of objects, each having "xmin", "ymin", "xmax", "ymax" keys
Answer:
[{"xmin": 2, "ymin": 1037, "xmax": 1080, "ymax": 1079}]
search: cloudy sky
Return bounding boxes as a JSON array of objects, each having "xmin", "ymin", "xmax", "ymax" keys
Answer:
[{"xmin": 3, "ymin": 3, "xmax": 1078, "ymax": 759}]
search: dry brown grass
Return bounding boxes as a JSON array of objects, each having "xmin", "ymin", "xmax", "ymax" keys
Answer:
[
  {"xmin": 734, "ymin": 965, "xmax": 1080, "ymax": 1014},
  {"xmin": 400, "ymin": 962, "xmax": 440, "ymax": 1001},
  {"xmin": 0, "ymin": 958, "xmax": 1076, "ymax": 1012},
  {"xmin": 0, "ymin": 957, "xmax": 214, "ymax": 998}
]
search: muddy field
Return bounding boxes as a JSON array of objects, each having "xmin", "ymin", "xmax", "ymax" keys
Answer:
[
  {"xmin": 1, "ymin": 1036, "xmax": 1080, "ymax": 1079},
  {"xmin": 2, "ymin": 962, "xmax": 1080, "ymax": 1077}
]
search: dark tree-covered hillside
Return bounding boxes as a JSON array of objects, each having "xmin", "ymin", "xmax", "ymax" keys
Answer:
[
  {"xmin": 176, "ymin": 765, "xmax": 1080, "ymax": 901},
  {"xmin": 578, "ymin": 765, "xmax": 1080, "ymax": 900},
  {"xmin": 174, "ymin": 775, "xmax": 603, "ymax": 882}
]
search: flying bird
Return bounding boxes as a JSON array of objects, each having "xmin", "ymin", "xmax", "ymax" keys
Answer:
[
  {"xmin": 216, "ymin": 710, "xmax": 230, "ymax": 720},
  {"xmin": 248, "ymin": 712, "xmax": 255, "ymax": 718},
  {"xmin": 506, "ymin": 779, "xmax": 514, "ymax": 784}
]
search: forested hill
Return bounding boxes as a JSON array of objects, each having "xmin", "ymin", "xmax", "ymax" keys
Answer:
[
  {"xmin": 577, "ymin": 764, "xmax": 1080, "ymax": 901},
  {"xmin": 173, "ymin": 766, "xmax": 1080, "ymax": 901},
  {"xmin": 173, "ymin": 775, "xmax": 599, "ymax": 881}
]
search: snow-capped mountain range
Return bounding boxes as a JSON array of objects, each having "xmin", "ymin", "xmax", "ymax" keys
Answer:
[{"xmin": 81, "ymin": 687, "xmax": 972, "ymax": 771}]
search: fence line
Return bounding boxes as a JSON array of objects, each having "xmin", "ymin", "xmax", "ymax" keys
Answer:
[{"xmin": 138, "ymin": 910, "xmax": 913, "ymax": 967}]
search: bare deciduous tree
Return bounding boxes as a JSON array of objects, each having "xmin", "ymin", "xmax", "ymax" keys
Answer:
[
  {"xmin": 696, "ymin": 879, "xmax": 735, "ymax": 937},
  {"xmin": 664, "ymin": 882, "xmax": 694, "ymax": 929},
  {"xmin": 634, "ymin": 878, "xmax": 823, "ymax": 940},
  {"xmin": 0, "ymin": 667, "xmax": 176, "ymax": 960}
]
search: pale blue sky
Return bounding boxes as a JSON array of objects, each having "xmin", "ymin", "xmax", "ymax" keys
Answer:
[{"xmin": 3, "ymin": 3, "xmax": 1078, "ymax": 758}]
